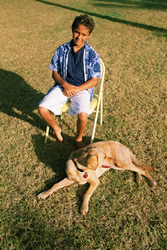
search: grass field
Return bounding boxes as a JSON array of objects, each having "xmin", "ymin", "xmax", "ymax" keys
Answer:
[{"xmin": 0, "ymin": 0, "xmax": 167, "ymax": 249}]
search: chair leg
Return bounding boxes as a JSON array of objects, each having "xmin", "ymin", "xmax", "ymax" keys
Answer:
[
  {"xmin": 90, "ymin": 98, "xmax": 101, "ymax": 144},
  {"xmin": 100, "ymin": 93, "xmax": 103, "ymax": 125},
  {"xmin": 44, "ymin": 125, "xmax": 50, "ymax": 143}
]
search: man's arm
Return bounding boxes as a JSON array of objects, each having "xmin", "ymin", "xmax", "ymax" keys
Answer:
[
  {"xmin": 52, "ymin": 71, "xmax": 98, "ymax": 97},
  {"xmin": 52, "ymin": 71, "xmax": 77, "ymax": 97},
  {"xmin": 74, "ymin": 77, "xmax": 98, "ymax": 93}
]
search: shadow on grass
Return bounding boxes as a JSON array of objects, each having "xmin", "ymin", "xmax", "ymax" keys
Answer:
[
  {"xmin": 35, "ymin": 0, "xmax": 167, "ymax": 33},
  {"xmin": 91, "ymin": 0, "xmax": 167, "ymax": 10},
  {"xmin": 32, "ymin": 133, "xmax": 76, "ymax": 177},
  {"xmin": 0, "ymin": 69, "xmax": 45, "ymax": 129}
]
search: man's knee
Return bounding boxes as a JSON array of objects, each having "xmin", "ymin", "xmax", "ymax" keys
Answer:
[
  {"xmin": 38, "ymin": 106, "xmax": 49, "ymax": 117},
  {"xmin": 78, "ymin": 112, "xmax": 88, "ymax": 122}
]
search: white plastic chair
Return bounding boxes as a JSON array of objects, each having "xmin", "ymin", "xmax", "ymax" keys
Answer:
[{"xmin": 44, "ymin": 58, "xmax": 105, "ymax": 144}]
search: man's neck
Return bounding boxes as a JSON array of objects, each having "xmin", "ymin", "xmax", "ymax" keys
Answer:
[
  {"xmin": 72, "ymin": 40, "xmax": 85, "ymax": 53},
  {"xmin": 73, "ymin": 45, "xmax": 84, "ymax": 53}
]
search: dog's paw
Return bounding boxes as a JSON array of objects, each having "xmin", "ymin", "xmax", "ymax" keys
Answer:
[
  {"xmin": 152, "ymin": 181, "xmax": 157, "ymax": 189},
  {"xmin": 37, "ymin": 191, "xmax": 50, "ymax": 199},
  {"xmin": 80, "ymin": 202, "xmax": 89, "ymax": 215}
]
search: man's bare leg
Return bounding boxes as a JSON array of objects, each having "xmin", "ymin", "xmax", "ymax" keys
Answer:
[
  {"xmin": 76, "ymin": 112, "xmax": 88, "ymax": 148},
  {"xmin": 38, "ymin": 106, "xmax": 63, "ymax": 142}
]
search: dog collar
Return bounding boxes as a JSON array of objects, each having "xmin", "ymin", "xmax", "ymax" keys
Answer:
[
  {"xmin": 73, "ymin": 160, "xmax": 84, "ymax": 172},
  {"xmin": 102, "ymin": 165, "xmax": 112, "ymax": 168}
]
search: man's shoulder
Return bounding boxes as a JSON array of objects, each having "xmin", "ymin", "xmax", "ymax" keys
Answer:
[
  {"xmin": 85, "ymin": 42, "xmax": 97, "ymax": 53},
  {"xmin": 85, "ymin": 42, "xmax": 99, "ymax": 61},
  {"xmin": 52, "ymin": 41, "xmax": 71, "ymax": 59},
  {"xmin": 57, "ymin": 41, "xmax": 71, "ymax": 51}
]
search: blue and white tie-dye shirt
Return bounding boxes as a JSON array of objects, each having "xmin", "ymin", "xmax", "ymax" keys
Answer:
[{"xmin": 49, "ymin": 40, "xmax": 101, "ymax": 100}]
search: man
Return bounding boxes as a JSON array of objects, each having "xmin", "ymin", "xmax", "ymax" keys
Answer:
[{"xmin": 38, "ymin": 15, "xmax": 101, "ymax": 148}]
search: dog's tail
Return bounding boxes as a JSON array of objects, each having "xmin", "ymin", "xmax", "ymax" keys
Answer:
[{"xmin": 129, "ymin": 150, "xmax": 155, "ymax": 171}]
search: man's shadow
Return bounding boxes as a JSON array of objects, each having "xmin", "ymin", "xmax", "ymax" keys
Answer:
[
  {"xmin": 0, "ymin": 68, "xmax": 45, "ymax": 129},
  {"xmin": 0, "ymin": 68, "xmax": 79, "ymax": 134}
]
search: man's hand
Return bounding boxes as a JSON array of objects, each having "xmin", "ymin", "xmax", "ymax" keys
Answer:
[
  {"xmin": 62, "ymin": 82, "xmax": 79, "ymax": 97},
  {"xmin": 52, "ymin": 71, "xmax": 79, "ymax": 97}
]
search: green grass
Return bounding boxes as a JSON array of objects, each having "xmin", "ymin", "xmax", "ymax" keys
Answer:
[{"xmin": 1, "ymin": 0, "xmax": 167, "ymax": 249}]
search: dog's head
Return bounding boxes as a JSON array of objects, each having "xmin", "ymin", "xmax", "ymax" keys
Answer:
[{"xmin": 74, "ymin": 147, "xmax": 106, "ymax": 171}]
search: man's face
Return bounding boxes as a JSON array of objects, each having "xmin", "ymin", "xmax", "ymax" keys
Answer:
[{"xmin": 72, "ymin": 24, "xmax": 90, "ymax": 48}]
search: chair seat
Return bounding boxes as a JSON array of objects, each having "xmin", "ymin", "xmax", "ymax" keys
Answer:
[
  {"xmin": 60, "ymin": 102, "xmax": 71, "ymax": 112},
  {"xmin": 89, "ymin": 94, "xmax": 98, "ymax": 113},
  {"xmin": 60, "ymin": 94, "xmax": 98, "ymax": 114}
]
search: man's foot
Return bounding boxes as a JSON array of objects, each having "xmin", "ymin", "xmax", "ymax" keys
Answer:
[
  {"xmin": 75, "ymin": 140, "xmax": 85, "ymax": 149},
  {"xmin": 54, "ymin": 126, "xmax": 63, "ymax": 143}
]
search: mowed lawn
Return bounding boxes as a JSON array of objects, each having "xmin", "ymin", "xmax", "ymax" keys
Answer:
[{"xmin": 0, "ymin": 0, "xmax": 167, "ymax": 249}]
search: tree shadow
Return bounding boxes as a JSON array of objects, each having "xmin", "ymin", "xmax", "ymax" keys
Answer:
[
  {"xmin": 92, "ymin": 0, "xmax": 167, "ymax": 10},
  {"xmin": 35, "ymin": 0, "xmax": 167, "ymax": 32},
  {"xmin": 0, "ymin": 69, "xmax": 45, "ymax": 129}
]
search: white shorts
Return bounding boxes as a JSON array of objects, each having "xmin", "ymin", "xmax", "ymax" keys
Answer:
[{"xmin": 39, "ymin": 85, "xmax": 91, "ymax": 116}]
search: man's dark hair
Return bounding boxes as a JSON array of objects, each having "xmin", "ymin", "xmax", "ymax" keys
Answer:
[{"xmin": 72, "ymin": 15, "xmax": 95, "ymax": 34}]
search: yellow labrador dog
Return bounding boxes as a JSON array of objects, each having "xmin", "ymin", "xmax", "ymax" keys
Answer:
[{"xmin": 38, "ymin": 141, "xmax": 157, "ymax": 215}]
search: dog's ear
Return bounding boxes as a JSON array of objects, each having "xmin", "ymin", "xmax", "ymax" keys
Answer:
[
  {"xmin": 87, "ymin": 148, "xmax": 106, "ymax": 170},
  {"xmin": 74, "ymin": 147, "xmax": 106, "ymax": 170},
  {"xmin": 89, "ymin": 148, "xmax": 106, "ymax": 164},
  {"xmin": 87, "ymin": 155, "xmax": 98, "ymax": 170},
  {"xmin": 74, "ymin": 151, "xmax": 88, "ymax": 167},
  {"xmin": 97, "ymin": 150, "xmax": 106, "ymax": 164},
  {"xmin": 75, "ymin": 149, "xmax": 98, "ymax": 170}
]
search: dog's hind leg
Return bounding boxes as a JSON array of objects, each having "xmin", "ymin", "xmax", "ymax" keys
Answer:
[
  {"xmin": 80, "ymin": 172, "xmax": 99, "ymax": 215},
  {"xmin": 128, "ymin": 151, "xmax": 157, "ymax": 186},
  {"xmin": 37, "ymin": 178, "xmax": 74, "ymax": 199},
  {"xmin": 142, "ymin": 169, "xmax": 157, "ymax": 188},
  {"xmin": 118, "ymin": 161, "xmax": 157, "ymax": 187},
  {"xmin": 130, "ymin": 150, "xmax": 155, "ymax": 171}
]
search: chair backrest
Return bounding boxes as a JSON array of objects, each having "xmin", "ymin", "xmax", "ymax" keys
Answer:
[
  {"xmin": 99, "ymin": 58, "xmax": 105, "ymax": 98},
  {"xmin": 90, "ymin": 58, "xmax": 105, "ymax": 143},
  {"xmin": 100, "ymin": 58, "xmax": 105, "ymax": 84}
]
